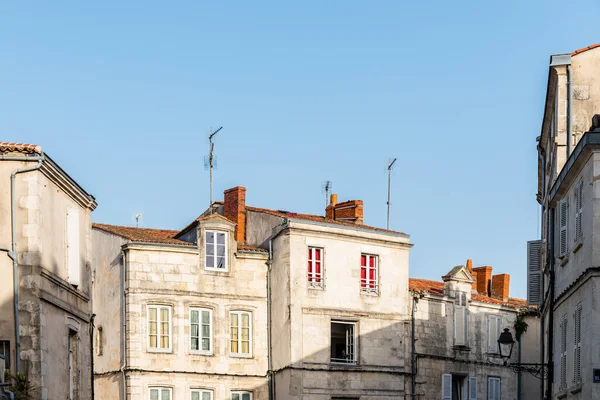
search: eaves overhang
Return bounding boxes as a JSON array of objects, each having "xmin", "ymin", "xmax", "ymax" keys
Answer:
[{"xmin": 549, "ymin": 131, "xmax": 600, "ymax": 205}]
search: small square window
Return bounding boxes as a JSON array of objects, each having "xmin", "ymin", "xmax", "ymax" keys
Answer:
[
  {"xmin": 231, "ymin": 391, "xmax": 252, "ymax": 400},
  {"xmin": 149, "ymin": 387, "xmax": 172, "ymax": 400},
  {"xmin": 191, "ymin": 389, "xmax": 213, "ymax": 400},
  {"xmin": 330, "ymin": 321, "xmax": 357, "ymax": 364},
  {"xmin": 206, "ymin": 231, "xmax": 227, "ymax": 271}
]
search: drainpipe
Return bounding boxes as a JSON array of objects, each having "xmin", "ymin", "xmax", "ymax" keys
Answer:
[
  {"xmin": 89, "ymin": 313, "xmax": 96, "ymax": 400},
  {"xmin": 266, "ymin": 221, "xmax": 288, "ymax": 400},
  {"xmin": 517, "ymin": 337, "xmax": 522, "ymax": 400},
  {"xmin": 567, "ymin": 65, "xmax": 573, "ymax": 158},
  {"xmin": 546, "ymin": 208, "xmax": 556, "ymax": 399},
  {"xmin": 1, "ymin": 155, "xmax": 45, "ymax": 373},
  {"xmin": 411, "ymin": 295, "xmax": 419, "ymax": 400},
  {"xmin": 120, "ymin": 250, "xmax": 127, "ymax": 400}
]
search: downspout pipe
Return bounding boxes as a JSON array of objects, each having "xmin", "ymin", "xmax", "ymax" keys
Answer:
[
  {"xmin": 120, "ymin": 250, "xmax": 127, "ymax": 400},
  {"xmin": 411, "ymin": 294, "xmax": 420, "ymax": 400},
  {"xmin": 567, "ymin": 65, "xmax": 573, "ymax": 158},
  {"xmin": 89, "ymin": 313, "xmax": 96, "ymax": 400},
  {"xmin": 5, "ymin": 155, "xmax": 44, "ymax": 373},
  {"xmin": 546, "ymin": 208, "xmax": 556, "ymax": 399}
]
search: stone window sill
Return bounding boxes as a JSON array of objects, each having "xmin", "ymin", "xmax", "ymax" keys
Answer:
[
  {"xmin": 573, "ymin": 241, "xmax": 583, "ymax": 254},
  {"xmin": 452, "ymin": 345, "xmax": 471, "ymax": 352},
  {"xmin": 230, "ymin": 353, "xmax": 253, "ymax": 359},
  {"xmin": 560, "ymin": 256, "xmax": 569, "ymax": 267},
  {"xmin": 147, "ymin": 348, "xmax": 173, "ymax": 354},
  {"xmin": 189, "ymin": 351, "xmax": 214, "ymax": 357},
  {"xmin": 570, "ymin": 383, "xmax": 582, "ymax": 394},
  {"xmin": 557, "ymin": 389, "xmax": 567, "ymax": 399}
]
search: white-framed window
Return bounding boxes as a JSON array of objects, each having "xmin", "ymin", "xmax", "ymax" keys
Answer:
[
  {"xmin": 454, "ymin": 292, "xmax": 468, "ymax": 346},
  {"xmin": 330, "ymin": 320, "xmax": 357, "ymax": 364},
  {"xmin": 231, "ymin": 391, "xmax": 252, "ymax": 400},
  {"xmin": 190, "ymin": 308, "xmax": 212, "ymax": 354},
  {"xmin": 230, "ymin": 311, "xmax": 252, "ymax": 356},
  {"xmin": 468, "ymin": 376, "xmax": 477, "ymax": 400},
  {"xmin": 147, "ymin": 305, "xmax": 172, "ymax": 351},
  {"xmin": 487, "ymin": 377, "xmax": 501, "ymax": 400},
  {"xmin": 205, "ymin": 231, "xmax": 227, "ymax": 271},
  {"xmin": 149, "ymin": 387, "xmax": 172, "ymax": 400},
  {"xmin": 573, "ymin": 304, "xmax": 582, "ymax": 384},
  {"xmin": 558, "ymin": 200, "xmax": 568, "ymax": 257},
  {"xmin": 574, "ymin": 178, "xmax": 583, "ymax": 242},
  {"xmin": 560, "ymin": 314, "xmax": 568, "ymax": 389},
  {"xmin": 487, "ymin": 315, "xmax": 502, "ymax": 353},
  {"xmin": 307, "ymin": 247, "xmax": 323, "ymax": 288},
  {"xmin": 360, "ymin": 254, "xmax": 378, "ymax": 295},
  {"xmin": 191, "ymin": 389, "xmax": 213, "ymax": 400},
  {"xmin": 66, "ymin": 207, "xmax": 80, "ymax": 287}
]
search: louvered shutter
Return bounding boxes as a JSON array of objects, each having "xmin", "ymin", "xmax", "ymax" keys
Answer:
[
  {"xmin": 575, "ymin": 179, "xmax": 583, "ymax": 241},
  {"xmin": 442, "ymin": 374, "xmax": 452, "ymax": 400},
  {"xmin": 559, "ymin": 200, "xmax": 568, "ymax": 256},
  {"xmin": 487, "ymin": 378, "xmax": 493, "ymax": 400},
  {"xmin": 574, "ymin": 305, "xmax": 582, "ymax": 384},
  {"xmin": 488, "ymin": 316, "xmax": 501, "ymax": 353},
  {"xmin": 454, "ymin": 306, "xmax": 467, "ymax": 345},
  {"xmin": 468, "ymin": 376, "xmax": 477, "ymax": 400},
  {"xmin": 66, "ymin": 208, "xmax": 80, "ymax": 287},
  {"xmin": 527, "ymin": 240, "xmax": 542, "ymax": 306}
]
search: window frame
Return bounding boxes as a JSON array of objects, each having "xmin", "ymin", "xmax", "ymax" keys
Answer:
[
  {"xmin": 230, "ymin": 311, "xmax": 253, "ymax": 357},
  {"xmin": 454, "ymin": 292, "xmax": 468, "ymax": 346},
  {"xmin": 487, "ymin": 376, "xmax": 501, "ymax": 400},
  {"xmin": 330, "ymin": 320, "xmax": 358, "ymax": 365},
  {"xmin": 189, "ymin": 308, "xmax": 213, "ymax": 355},
  {"xmin": 360, "ymin": 253, "xmax": 379, "ymax": 295},
  {"xmin": 231, "ymin": 391, "xmax": 253, "ymax": 400},
  {"xmin": 147, "ymin": 305, "xmax": 172, "ymax": 353},
  {"xmin": 574, "ymin": 178, "xmax": 583, "ymax": 243},
  {"xmin": 573, "ymin": 304, "xmax": 582, "ymax": 384},
  {"xmin": 0, "ymin": 340, "xmax": 10, "ymax": 370},
  {"xmin": 560, "ymin": 314, "xmax": 568, "ymax": 389},
  {"xmin": 149, "ymin": 387, "xmax": 172, "ymax": 400},
  {"xmin": 307, "ymin": 246, "xmax": 324, "ymax": 289},
  {"xmin": 191, "ymin": 389, "xmax": 213, "ymax": 400},
  {"xmin": 205, "ymin": 230, "xmax": 228, "ymax": 271}
]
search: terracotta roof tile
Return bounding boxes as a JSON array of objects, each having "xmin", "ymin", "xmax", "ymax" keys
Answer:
[
  {"xmin": 409, "ymin": 278, "xmax": 526, "ymax": 308},
  {"xmin": 0, "ymin": 142, "xmax": 42, "ymax": 154},
  {"xmin": 92, "ymin": 223, "xmax": 193, "ymax": 246},
  {"xmin": 245, "ymin": 206, "xmax": 407, "ymax": 236},
  {"xmin": 237, "ymin": 244, "xmax": 268, "ymax": 253},
  {"xmin": 572, "ymin": 43, "xmax": 600, "ymax": 56}
]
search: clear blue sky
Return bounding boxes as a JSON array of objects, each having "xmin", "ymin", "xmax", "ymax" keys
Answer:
[{"xmin": 2, "ymin": 2, "xmax": 599, "ymax": 298}]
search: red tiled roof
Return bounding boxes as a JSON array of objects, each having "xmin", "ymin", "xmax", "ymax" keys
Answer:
[
  {"xmin": 572, "ymin": 43, "xmax": 600, "ymax": 56},
  {"xmin": 0, "ymin": 142, "xmax": 42, "ymax": 154},
  {"xmin": 245, "ymin": 206, "xmax": 407, "ymax": 236},
  {"xmin": 92, "ymin": 223, "xmax": 193, "ymax": 246},
  {"xmin": 409, "ymin": 278, "xmax": 527, "ymax": 308},
  {"xmin": 93, "ymin": 222, "xmax": 267, "ymax": 253}
]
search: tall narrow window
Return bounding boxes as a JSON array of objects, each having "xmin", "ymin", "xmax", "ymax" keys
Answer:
[
  {"xmin": 191, "ymin": 389, "xmax": 213, "ymax": 400},
  {"xmin": 575, "ymin": 178, "xmax": 583, "ymax": 242},
  {"xmin": 558, "ymin": 200, "xmax": 568, "ymax": 257},
  {"xmin": 205, "ymin": 231, "xmax": 227, "ymax": 271},
  {"xmin": 487, "ymin": 316, "xmax": 502, "ymax": 353},
  {"xmin": 454, "ymin": 292, "xmax": 468, "ymax": 346},
  {"xmin": 148, "ymin": 305, "xmax": 172, "ymax": 351},
  {"xmin": 560, "ymin": 314, "xmax": 568, "ymax": 389},
  {"xmin": 190, "ymin": 308, "xmax": 212, "ymax": 353},
  {"xmin": 487, "ymin": 377, "xmax": 501, "ymax": 400},
  {"xmin": 330, "ymin": 321, "xmax": 357, "ymax": 364},
  {"xmin": 68, "ymin": 330, "xmax": 79, "ymax": 400},
  {"xmin": 360, "ymin": 254, "xmax": 378, "ymax": 295},
  {"xmin": 230, "ymin": 311, "xmax": 251, "ymax": 356},
  {"xmin": 66, "ymin": 208, "xmax": 80, "ymax": 287},
  {"xmin": 0, "ymin": 340, "xmax": 10, "ymax": 370},
  {"xmin": 231, "ymin": 392, "xmax": 252, "ymax": 400},
  {"xmin": 573, "ymin": 304, "xmax": 582, "ymax": 384},
  {"xmin": 307, "ymin": 247, "xmax": 323, "ymax": 288},
  {"xmin": 149, "ymin": 387, "xmax": 172, "ymax": 400}
]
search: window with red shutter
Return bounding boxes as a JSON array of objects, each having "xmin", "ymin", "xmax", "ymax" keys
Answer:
[
  {"xmin": 360, "ymin": 254, "xmax": 379, "ymax": 295},
  {"xmin": 308, "ymin": 247, "xmax": 324, "ymax": 288}
]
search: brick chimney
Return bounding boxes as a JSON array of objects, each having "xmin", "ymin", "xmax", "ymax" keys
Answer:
[
  {"xmin": 224, "ymin": 186, "xmax": 246, "ymax": 243},
  {"xmin": 491, "ymin": 274, "xmax": 510, "ymax": 302},
  {"xmin": 472, "ymin": 266, "xmax": 492, "ymax": 296},
  {"xmin": 465, "ymin": 259, "xmax": 477, "ymax": 291},
  {"xmin": 325, "ymin": 194, "xmax": 363, "ymax": 224}
]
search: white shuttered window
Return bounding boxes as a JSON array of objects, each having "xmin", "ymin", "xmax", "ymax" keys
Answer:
[
  {"xmin": 441, "ymin": 373, "xmax": 452, "ymax": 400},
  {"xmin": 560, "ymin": 315, "xmax": 568, "ymax": 389},
  {"xmin": 487, "ymin": 377, "xmax": 501, "ymax": 400},
  {"xmin": 575, "ymin": 178, "xmax": 583, "ymax": 242},
  {"xmin": 558, "ymin": 200, "xmax": 568, "ymax": 257},
  {"xmin": 527, "ymin": 240, "xmax": 542, "ymax": 306},
  {"xmin": 487, "ymin": 316, "xmax": 502, "ymax": 353},
  {"xmin": 574, "ymin": 304, "xmax": 582, "ymax": 384},
  {"xmin": 454, "ymin": 293, "xmax": 468, "ymax": 346},
  {"xmin": 468, "ymin": 376, "xmax": 477, "ymax": 400},
  {"xmin": 66, "ymin": 208, "xmax": 80, "ymax": 286}
]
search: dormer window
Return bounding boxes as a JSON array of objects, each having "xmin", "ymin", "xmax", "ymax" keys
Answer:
[{"xmin": 206, "ymin": 231, "xmax": 227, "ymax": 271}]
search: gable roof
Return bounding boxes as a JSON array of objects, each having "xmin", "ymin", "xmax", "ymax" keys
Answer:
[
  {"xmin": 245, "ymin": 206, "xmax": 407, "ymax": 236},
  {"xmin": 409, "ymin": 278, "xmax": 527, "ymax": 308},
  {"xmin": 572, "ymin": 43, "xmax": 600, "ymax": 56},
  {"xmin": 442, "ymin": 265, "xmax": 474, "ymax": 283},
  {"xmin": 0, "ymin": 142, "xmax": 42, "ymax": 154}
]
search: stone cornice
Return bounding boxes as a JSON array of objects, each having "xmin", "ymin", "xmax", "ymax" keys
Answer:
[{"xmin": 40, "ymin": 155, "xmax": 97, "ymax": 210}]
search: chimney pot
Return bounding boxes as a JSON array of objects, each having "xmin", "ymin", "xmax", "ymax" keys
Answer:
[{"xmin": 330, "ymin": 194, "xmax": 338, "ymax": 206}]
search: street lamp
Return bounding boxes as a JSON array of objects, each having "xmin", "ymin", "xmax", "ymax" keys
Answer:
[
  {"xmin": 497, "ymin": 327, "xmax": 547, "ymax": 379},
  {"xmin": 497, "ymin": 328, "xmax": 515, "ymax": 365}
]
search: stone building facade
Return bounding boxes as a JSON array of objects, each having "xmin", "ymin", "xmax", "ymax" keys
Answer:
[
  {"xmin": 410, "ymin": 262, "xmax": 539, "ymax": 400},
  {"xmin": 532, "ymin": 43, "xmax": 600, "ymax": 399},
  {"xmin": 0, "ymin": 142, "xmax": 97, "ymax": 400}
]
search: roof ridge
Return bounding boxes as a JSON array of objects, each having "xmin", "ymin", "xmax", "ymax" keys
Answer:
[
  {"xmin": 92, "ymin": 222, "xmax": 179, "ymax": 233},
  {"xmin": 572, "ymin": 43, "xmax": 600, "ymax": 56}
]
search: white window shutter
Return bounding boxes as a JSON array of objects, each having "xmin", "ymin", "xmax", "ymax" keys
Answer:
[
  {"xmin": 468, "ymin": 376, "xmax": 477, "ymax": 400},
  {"xmin": 454, "ymin": 307, "xmax": 466, "ymax": 345},
  {"xmin": 487, "ymin": 378, "xmax": 493, "ymax": 400},
  {"xmin": 442, "ymin": 374, "xmax": 452, "ymax": 400},
  {"xmin": 66, "ymin": 208, "xmax": 80, "ymax": 287},
  {"xmin": 575, "ymin": 179, "xmax": 583, "ymax": 241},
  {"xmin": 527, "ymin": 240, "xmax": 542, "ymax": 306},
  {"xmin": 496, "ymin": 379, "xmax": 501, "ymax": 400},
  {"xmin": 488, "ymin": 317, "xmax": 499, "ymax": 353},
  {"xmin": 559, "ymin": 200, "xmax": 568, "ymax": 256}
]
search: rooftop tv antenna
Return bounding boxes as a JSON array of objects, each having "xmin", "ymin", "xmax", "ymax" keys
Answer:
[
  {"xmin": 387, "ymin": 158, "xmax": 397, "ymax": 230},
  {"xmin": 135, "ymin": 214, "xmax": 141, "ymax": 228},
  {"xmin": 205, "ymin": 126, "xmax": 223, "ymax": 209},
  {"xmin": 321, "ymin": 180, "xmax": 333, "ymax": 208}
]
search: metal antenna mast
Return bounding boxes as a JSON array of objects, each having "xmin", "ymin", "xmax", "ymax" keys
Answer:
[
  {"xmin": 321, "ymin": 181, "xmax": 333, "ymax": 208},
  {"xmin": 387, "ymin": 158, "xmax": 397, "ymax": 230},
  {"xmin": 207, "ymin": 126, "xmax": 223, "ymax": 208}
]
